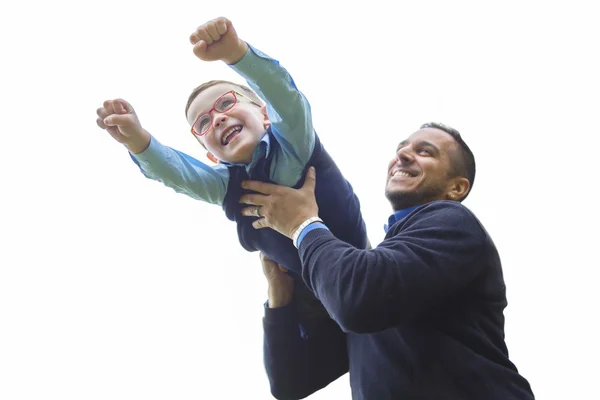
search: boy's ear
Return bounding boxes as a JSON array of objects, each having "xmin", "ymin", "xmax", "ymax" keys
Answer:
[
  {"xmin": 206, "ymin": 152, "xmax": 219, "ymax": 164},
  {"xmin": 261, "ymin": 105, "xmax": 271, "ymax": 128}
]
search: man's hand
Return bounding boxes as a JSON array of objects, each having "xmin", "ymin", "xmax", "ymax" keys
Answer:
[
  {"xmin": 189, "ymin": 17, "xmax": 248, "ymax": 65},
  {"xmin": 239, "ymin": 167, "xmax": 319, "ymax": 238},
  {"xmin": 260, "ymin": 253, "xmax": 294, "ymax": 309},
  {"xmin": 96, "ymin": 99, "xmax": 151, "ymax": 154}
]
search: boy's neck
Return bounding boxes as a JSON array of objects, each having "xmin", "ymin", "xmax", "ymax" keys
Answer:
[{"xmin": 222, "ymin": 130, "xmax": 270, "ymax": 166}]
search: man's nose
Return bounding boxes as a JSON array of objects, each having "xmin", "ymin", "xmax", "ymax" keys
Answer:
[{"xmin": 396, "ymin": 147, "xmax": 414, "ymax": 164}]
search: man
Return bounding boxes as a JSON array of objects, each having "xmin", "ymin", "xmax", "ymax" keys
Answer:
[{"xmin": 239, "ymin": 123, "xmax": 535, "ymax": 399}]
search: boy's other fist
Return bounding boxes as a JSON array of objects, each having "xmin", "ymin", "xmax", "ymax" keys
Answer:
[
  {"xmin": 96, "ymin": 99, "xmax": 150, "ymax": 154},
  {"xmin": 190, "ymin": 17, "xmax": 248, "ymax": 65}
]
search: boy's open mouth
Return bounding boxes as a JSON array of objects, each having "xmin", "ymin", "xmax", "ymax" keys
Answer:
[{"xmin": 221, "ymin": 125, "xmax": 243, "ymax": 146}]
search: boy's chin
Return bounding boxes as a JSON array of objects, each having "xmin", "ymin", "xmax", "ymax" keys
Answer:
[
  {"xmin": 223, "ymin": 149, "xmax": 254, "ymax": 165},
  {"xmin": 217, "ymin": 135, "xmax": 262, "ymax": 164}
]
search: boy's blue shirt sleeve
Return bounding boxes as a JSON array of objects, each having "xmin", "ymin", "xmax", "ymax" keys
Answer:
[
  {"xmin": 229, "ymin": 44, "xmax": 316, "ymax": 185},
  {"xmin": 130, "ymin": 135, "xmax": 229, "ymax": 205}
]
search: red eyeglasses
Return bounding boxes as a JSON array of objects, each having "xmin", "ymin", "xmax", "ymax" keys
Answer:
[{"xmin": 191, "ymin": 90, "xmax": 261, "ymax": 137}]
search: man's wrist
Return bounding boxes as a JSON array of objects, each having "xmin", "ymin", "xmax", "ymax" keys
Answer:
[
  {"xmin": 267, "ymin": 284, "xmax": 294, "ymax": 308},
  {"xmin": 291, "ymin": 217, "xmax": 324, "ymax": 248},
  {"xmin": 264, "ymin": 299, "xmax": 297, "ymax": 325},
  {"xmin": 296, "ymin": 222, "xmax": 329, "ymax": 248}
]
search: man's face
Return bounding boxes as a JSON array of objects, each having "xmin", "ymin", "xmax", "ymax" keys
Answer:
[
  {"xmin": 385, "ymin": 128, "xmax": 461, "ymax": 211},
  {"xmin": 187, "ymin": 83, "xmax": 270, "ymax": 164}
]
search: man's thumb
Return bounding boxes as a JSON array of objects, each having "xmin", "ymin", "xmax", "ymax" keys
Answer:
[{"xmin": 303, "ymin": 167, "xmax": 316, "ymax": 191}]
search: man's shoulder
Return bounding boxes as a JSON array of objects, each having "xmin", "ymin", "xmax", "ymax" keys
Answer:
[
  {"xmin": 417, "ymin": 200, "xmax": 476, "ymax": 218},
  {"xmin": 405, "ymin": 201, "xmax": 487, "ymax": 237},
  {"xmin": 419, "ymin": 200, "xmax": 475, "ymax": 217}
]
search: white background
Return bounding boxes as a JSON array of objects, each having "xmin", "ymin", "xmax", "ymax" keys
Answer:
[{"xmin": 1, "ymin": 0, "xmax": 599, "ymax": 399}]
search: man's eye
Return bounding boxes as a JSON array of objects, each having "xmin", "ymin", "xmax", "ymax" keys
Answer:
[{"xmin": 418, "ymin": 148, "xmax": 432, "ymax": 155}]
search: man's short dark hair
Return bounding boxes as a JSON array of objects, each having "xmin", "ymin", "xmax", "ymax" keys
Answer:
[{"xmin": 420, "ymin": 122, "xmax": 476, "ymax": 201}]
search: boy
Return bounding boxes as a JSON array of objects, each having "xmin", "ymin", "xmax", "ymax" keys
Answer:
[{"xmin": 96, "ymin": 17, "xmax": 368, "ymax": 292}]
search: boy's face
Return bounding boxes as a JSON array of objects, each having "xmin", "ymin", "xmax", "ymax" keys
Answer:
[{"xmin": 187, "ymin": 83, "xmax": 270, "ymax": 164}]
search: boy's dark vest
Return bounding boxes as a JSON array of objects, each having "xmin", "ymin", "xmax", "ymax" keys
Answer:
[{"xmin": 222, "ymin": 130, "xmax": 367, "ymax": 274}]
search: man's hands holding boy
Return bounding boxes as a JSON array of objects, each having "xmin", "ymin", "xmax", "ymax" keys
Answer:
[{"xmin": 239, "ymin": 167, "xmax": 320, "ymax": 239}]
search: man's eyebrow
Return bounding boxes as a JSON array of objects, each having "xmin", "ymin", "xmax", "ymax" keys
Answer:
[
  {"xmin": 417, "ymin": 140, "xmax": 439, "ymax": 151},
  {"xmin": 396, "ymin": 140, "xmax": 440, "ymax": 152}
]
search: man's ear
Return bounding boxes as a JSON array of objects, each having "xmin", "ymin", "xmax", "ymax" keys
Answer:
[
  {"xmin": 447, "ymin": 177, "xmax": 470, "ymax": 201},
  {"xmin": 206, "ymin": 152, "xmax": 219, "ymax": 164},
  {"xmin": 261, "ymin": 105, "xmax": 271, "ymax": 129}
]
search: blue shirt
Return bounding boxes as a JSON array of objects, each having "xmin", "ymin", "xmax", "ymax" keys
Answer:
[
  {"xmin": 130, "ymin": 44, "xmax": 316, "ymax": 205},
  {"xmin": 384, "ymin": 205, "xmax": 420, "ymax": 233}
]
